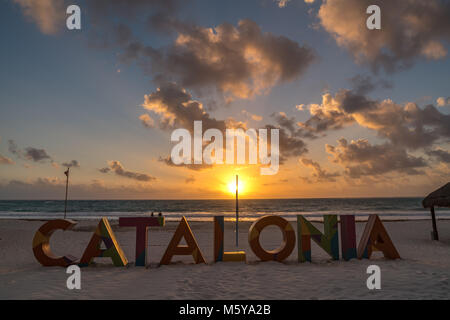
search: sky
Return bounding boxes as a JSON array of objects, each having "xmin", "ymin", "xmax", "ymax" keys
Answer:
[{"xmin": 0, "ymin": 0, "xmax": 449, "ymax": 199}]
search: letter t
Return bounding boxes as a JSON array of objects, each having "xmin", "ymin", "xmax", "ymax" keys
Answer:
[{"xmin": 119, "ymin": 217, "xmax": 165, "ymax": 266}]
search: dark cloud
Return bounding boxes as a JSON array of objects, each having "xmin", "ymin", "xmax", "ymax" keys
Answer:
[
  {"xmin": 98, "ymin": 167, "xmax": 111, "ymax": 174},
  {"xmin": 348, "ymin": 74, "xmax": 393, "ymax": 95},
  {"xmin": 297, "ymin": 93, "xmax": 355, "ymax": 136},
  {"xmin": 23, "ymin": 147, "xmax": 51, "ymax": 162},
  {"xmin": 300, "ymin": 158, "xmax": 340, "ymax": 182},
  {"xmin": 429, "ymin": 149, "xmax": 450, "ymax": 163},
  {"xmin": 62, "ymin": 160, "xmax": 80, "ymax": 168},
  {"xmin": 318, "ymin": 0, "xmax": 450, "ymax": 72},
  {"xmin": 326, "ymin": 138, "xmax": 428, "ymax": 178},
  {"xmin": 8, "ymin": 140, "xmax": 21, "ymax": 157},
  {"xmin": 8, "ymin": 140, "xmax": 52, "ymax": 163},
  {"xmin": 263, "ymin": 124, "xmax": 308, "ymax": 163},
  {"xmin": 100, "ymin": 160, "xmax": 156, "ymax": 182},
  {"xmin": 185, "ymin": 175, "xmax": 196, "ymax": 184},
  {"xmin": 158, "ymin": 156, "xmax": 213, "ymax": 171}
]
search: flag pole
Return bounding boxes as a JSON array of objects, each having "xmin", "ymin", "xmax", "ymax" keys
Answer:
[
  {"xmin": 235, "ymin": 174, "xmax": 239, "ymax": 247},
  {"xmin": 64, "ymin": 167, "xmax": 70, "ymax": 219}
]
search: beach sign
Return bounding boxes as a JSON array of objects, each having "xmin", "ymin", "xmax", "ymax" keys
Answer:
[{"xmin": 32, "ymin": 214, "xmax": 400, "ymax": 267}]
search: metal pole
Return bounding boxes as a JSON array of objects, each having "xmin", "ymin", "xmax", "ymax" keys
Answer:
[
  {"xmin": 64, "ymin": 167, "xmax": 70, "ymax": 219},
  {"xmin": 430, "ymin": 206, "xmax": 439, "ymax": 241},
  {"xmin": 236, "ymin": 175, "xmax": 239, "ymax": 247}
]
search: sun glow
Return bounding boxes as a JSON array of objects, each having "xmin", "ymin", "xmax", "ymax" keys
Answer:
[{"xmin": 227, "ymin": 179, "xmax": 245, "ymax": 194}]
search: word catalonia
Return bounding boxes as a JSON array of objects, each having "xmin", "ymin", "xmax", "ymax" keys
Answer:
[{"xmin": 32, "ymin": 214, "xmax": 400, "ymax": 267}]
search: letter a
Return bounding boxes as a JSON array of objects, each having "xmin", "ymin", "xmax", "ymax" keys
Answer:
[
  {"xmin": 160, "ymin": 216, "xmax": 206, "ymax": 265},
  {"xmin": 66, "ymin": 5, "xmax": 81, "ymax": 30},
  {"xmin": 79, "ymin": 217, "xmax": 128, "ymax": 267},
  {"xmin": 366, "ymin": 5, "xmax": 381, "ymax": 30},
  {"xmin": 357, "ymin": 215, "xmax": 400, "ymax": 260}
]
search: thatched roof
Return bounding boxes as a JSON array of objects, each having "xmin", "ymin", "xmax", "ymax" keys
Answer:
[{"xmin": 423, "ymin": 183, "xmax": 450, "ymax": 208}]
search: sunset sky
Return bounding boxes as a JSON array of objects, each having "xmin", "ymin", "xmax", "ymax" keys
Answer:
[{"xmin": 0, "ymin": 0, "xmax": 449, "ymax": 199}]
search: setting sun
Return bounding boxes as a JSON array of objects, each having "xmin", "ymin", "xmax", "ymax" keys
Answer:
[{"xmin": 227, "ymin": 178, "xmax": 245, "ymax": 195}]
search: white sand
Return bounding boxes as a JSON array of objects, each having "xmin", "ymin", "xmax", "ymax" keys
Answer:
[{"xmin": 1, "ymin": 218, "xmax": 450, "ymax": 299}]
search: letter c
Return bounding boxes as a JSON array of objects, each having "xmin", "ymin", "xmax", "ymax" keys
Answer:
[{"xmin": 32, "ymin": 219, "xmax": 78, "ymax": 267}]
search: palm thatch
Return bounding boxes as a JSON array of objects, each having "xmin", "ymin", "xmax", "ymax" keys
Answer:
[{"xmin": 422, "ymin": 183, "xmax": 450, "ymax": 208}]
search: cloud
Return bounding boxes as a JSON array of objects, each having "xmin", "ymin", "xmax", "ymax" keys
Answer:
[
  {"xmin": 0, "ymin": 177, "xmax": 177, "ymax": 200},
  {"xmin": 437, "ymin": 97, "xmax": 450, "ymax": 107},
  {"xmin": 185, "ymin": 175, "xmax": 196, "ymax": 184},
  {"xmin": 142, "ymin": 82, "xmax": 229, "ymax": 132},
  {"xmin": 0, "ymin": 154, "xmax": 14, "ymax": 165},
  {"xmin": 300, "ymin": 158, "xmax": 340, "ymax": 182},
  {"xmin": 158, "ymin": 156, "xmax": 213, "ymax": 171},
  {"xmin": 242, "ymin": 110, "xmax": 263, "ymax": 121},
  {"xmin": 297, "ymin": 93, "xmax": 355, "ymax": 136},
  {"xmin": 62, "ymin": 160, "xmax": 80, "ymax": 168},
  {"xmin": 14, "ymin": 0, "xmax": 182, "ymax": 36},
  {"xmin": 275, "ymin": 0, "xmax": 291, "ymax": 8},
  {"xmin": 23, "ymin": 147, "xmax": 52, "ymax": 162},
  {"xmin": 317, "ymin": 0, "xmax": 450, "ymax": 72},
  {"xmin": 139, "ymin": 114, "xmax": 155, "ymax": 128},
  {"xmin": 299, "ymin": 90, "xmax": 450, "ymax": 150},
  {"xmin": 326, "ymin": 138, "xmax": 427, "ymax": 178},
  {"xmin": 99, "ymin": 160, "xmax": 156, "ymax": 182},
  {"xmin": 144, "ymin": 83, "xmax": 309, "ymax": 168},
  {"xmin": 98, "ymin": 167, "xmax": 111, "ymax": 174},
  {"xmin": 429, "ymin": 149, "xmax": 450, "ymax": 163},
  {"xmin": 13, "ymin": 0, "xmax": 66, "ymax": 35},
  {"xmin": 8, "ymin": 140, "xmax": 53, "ymax": 162},
  {"xmin": 348, "ymin": 74, "xmax": 392, "ymax": 95},
  {"xmin": 128, "ymin": 19, "xmax": 316, "ymax": 101},
  {"xmin": 8, "ymin": 140, "xmax": 21, "ymax": 157}
]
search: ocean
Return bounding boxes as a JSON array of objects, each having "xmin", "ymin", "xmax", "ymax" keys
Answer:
[{"xmin": 0, "ymin": 198, "xmax": 449, "ymax": 222}]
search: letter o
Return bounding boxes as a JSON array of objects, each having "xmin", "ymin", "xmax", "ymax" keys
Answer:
[{"xmin": 248, "ymin": 216, "xmax": 295, "ymax": 261}]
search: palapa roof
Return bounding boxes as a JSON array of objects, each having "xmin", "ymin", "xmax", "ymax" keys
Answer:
[{"xmin": 423, "ymin": 183, "xmax": 450, "ymax": 208}]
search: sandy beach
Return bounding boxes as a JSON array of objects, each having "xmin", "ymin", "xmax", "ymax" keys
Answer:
[{"xmin": 1, "ymin": 218, "xmax": 450, "ymax": 299}]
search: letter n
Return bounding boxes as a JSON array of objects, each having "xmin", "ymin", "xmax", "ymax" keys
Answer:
[
  {"xmin": 297, "ymin": 215, "xmax": 339, "ymax": 262},
  {"xmin": 357, "ymin": 215, "xmax": 400, "ymax": 260},
  {"xmin": 79, "ymin": 217, "xmax": 128, "ymax": 267},
  {"xmin": 160, "ymin": 216, "xmax": 206, "ymax": 265}
]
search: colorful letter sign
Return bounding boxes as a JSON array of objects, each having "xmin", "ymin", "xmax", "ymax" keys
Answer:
[
  {"xmin": 32, "ymin": 214, "xmax": 401, "ymax": 268},
  {"xmin": 119, "ymin": 217, "xmax": 165, "ymax": 266},
  {"xmin": 79, "ymin": 217, "xmax": 128, "ymax": 267},
  {"xmin": 297, "ymin": 215, "xmax": 339, "ymax": 262},
  {"xmin": 248, "ymin": 216, "xmax": 296, "ymax": 262},
  {"xmin": 32, "ymin": 219, "xmax": 78, "ymax": 267},
  {"xmin": 214, "ymin": 216, "xmax": 246, "ymax": 262},
  {"xmin": 357, "ymin": 215, "xmax": 400, "ymax": 260},
  {"xmin": 160, "ymin": 216, "xmax": 206, "ymax": 265}
]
